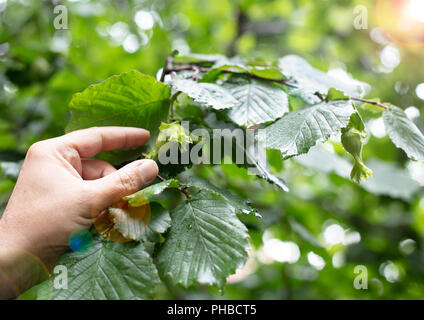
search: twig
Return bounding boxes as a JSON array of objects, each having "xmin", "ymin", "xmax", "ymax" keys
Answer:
[
  {"xmin": 164, "ymin": 64, "xmax": 297, "ymax": 87},
  {"xmin": 166, "ymin": 65, "xmax": 209, "ymax": 73},
  {"xmin": 160, "ymin": 56, "xmax": 174, "ymax": 82},
  {"xmin": 351, "ymin": 97, "xmax": 388, "ymax": 110},
  {"xmin": 161, "ymin": 57, "xmax": 388, "ymax": 111}
]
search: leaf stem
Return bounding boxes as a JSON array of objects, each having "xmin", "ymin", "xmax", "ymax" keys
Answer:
[
  {"xmin": 172, "ymin": 186, "xmax": 191, "ymax": 199},
  {"xmin": 157, "ymin": 174, "xmax": 190, "ymax": 199},
  {"xmin": 168, "ymin": 91, "xmax": 181, "ymax": 121},
  {"xmin": 314, "ymin": 92, "xmax": 325, "ymax": 102}
]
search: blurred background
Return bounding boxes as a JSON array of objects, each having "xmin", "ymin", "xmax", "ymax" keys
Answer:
[{"xmin": 1, "ymin": 0, "xmax": 424, "ymax": 299}]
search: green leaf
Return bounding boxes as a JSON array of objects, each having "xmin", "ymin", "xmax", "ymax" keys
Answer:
[
  {"xmin": 156, "ymin": 188, "xmax": 249, "ymax": 288},
  {"xmin": 245, "ymin": 144, "xmax": 289, "ymax": 191},
  {"xmin": 383, "ymin": 105, "xmax": 424, "ymax": 161},
  {"xmin": 348, "ymin": 110, "xmax": 366, "ymax": 131},
  {"xmin": 200, "ymin": 65, "xmax": 247, "ymax": 82},
  {"xmin": 223, "ymin": 76, "xmax": 289, "ymax": 127},
  {"xmin": 264, "ymin": 100, "xmax": 355, "ymax": 158},
  {"xmin": 138, "ymin": 203, "xmax": 172, "ymax": 243},
  {"xmin": 149, "ymin": 204, "xmax": 171, "ymax": 233},
  {"xmin": 174, "ymin": 104, "xmax": 204, "ymax": 120},
  {"xmin": 326, "ymin": 88, "xmax": 349, "ymax": 101},
  {"xmin": 106, "ymin": 180, "xmax": 178, "ymax": 241},
  {"xmin": 124, "ymin": 179, "xmax": 180, "ymax": 207},
  {"xmin": 248, "ymin": 66, "xmax": 285, "ymax": 81},
  {"xmin": 287, "ymin": 87, "xmax": 322, "ymax": 105},
  {"xmin": 279, "ymin": 55, "xmax": 369, "ymax": 97},
  {"xmin": 66, "ymin": 70, "xmax": 171, "ymax": 164},
  {"xmin": 147, "ymin": 204, "xmax": 172, "ymax": 234},
  {"xmin": 201, "ymin": 112, "xmax": 289, "ymax": 191},
  {"xmin": 108, "ymin": 206, "xmax": 151, "ymax": 241},
  {"xmin": 178, "ymin": 172, "xmax": 256, "ymax": 215},
  {"xmin": 170, "ymin": 79, "xmax": 238, "ymax": 110},
  {"xmin": 38, "ymin": 235, "xmax": 161, "ymax": 300}
]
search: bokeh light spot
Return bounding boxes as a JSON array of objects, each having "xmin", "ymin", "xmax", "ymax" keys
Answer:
[
  {"xmin": 323, "ymin": 224, "xmax": 345, "ymax": 246},
  {"xmin": 123, "ymin": 34, "xmax": 140, "ymax": 53},
  {"xmin": 263, "ymin": 239, "xmax": 300, "ymax": 264},
  {"xmin": 307, "ymin": 252, "xmax": 326, "ymax": 270},
  {"xmin": 415, "ymin": 83, "xmax": 424, "ymax": 100},
  {"xmin": 135, "ymin": 11, "xmax": 154, "ymax": 30}
]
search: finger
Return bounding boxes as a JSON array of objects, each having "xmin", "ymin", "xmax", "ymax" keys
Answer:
[
  {"xmin": 81, "ymin": 160, "xmax": 116, "ymax": 180},
  {"xmin": 89, "ymin": 159, "xmax": 158, "ymax": 211},
  {"xmin": 63, "ymin": 127, "xmax": 150, "ymax": 158}
]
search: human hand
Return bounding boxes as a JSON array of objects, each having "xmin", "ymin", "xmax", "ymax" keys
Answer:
[{"xmin": 0, "ymin": 127, "xmax": 158, "ymax": 298}]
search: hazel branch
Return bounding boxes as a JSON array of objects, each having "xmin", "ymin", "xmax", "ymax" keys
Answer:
[{"xmin": 161, "ymin": 56, "xmax": 388, "ymax": 110}]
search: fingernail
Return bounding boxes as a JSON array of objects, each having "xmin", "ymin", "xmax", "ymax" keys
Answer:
[{"xmin": 139, "ymin": 160, "xmax": 158, "ymax": 184}]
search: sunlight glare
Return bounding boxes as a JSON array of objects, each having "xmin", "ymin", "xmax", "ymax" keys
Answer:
[{"xmin": 405, "ymin": 0, "xmax": 424, "ymax": 23}]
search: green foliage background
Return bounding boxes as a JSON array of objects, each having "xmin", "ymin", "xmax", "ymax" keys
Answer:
[{"xmin": 1, "ymin": 0, "xmax": 424, "ymax": 299}]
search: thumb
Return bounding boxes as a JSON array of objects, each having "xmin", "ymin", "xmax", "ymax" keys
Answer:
[{"xmin": 90, "ymin": 159, "xmax": 158, "ymax": 212}]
